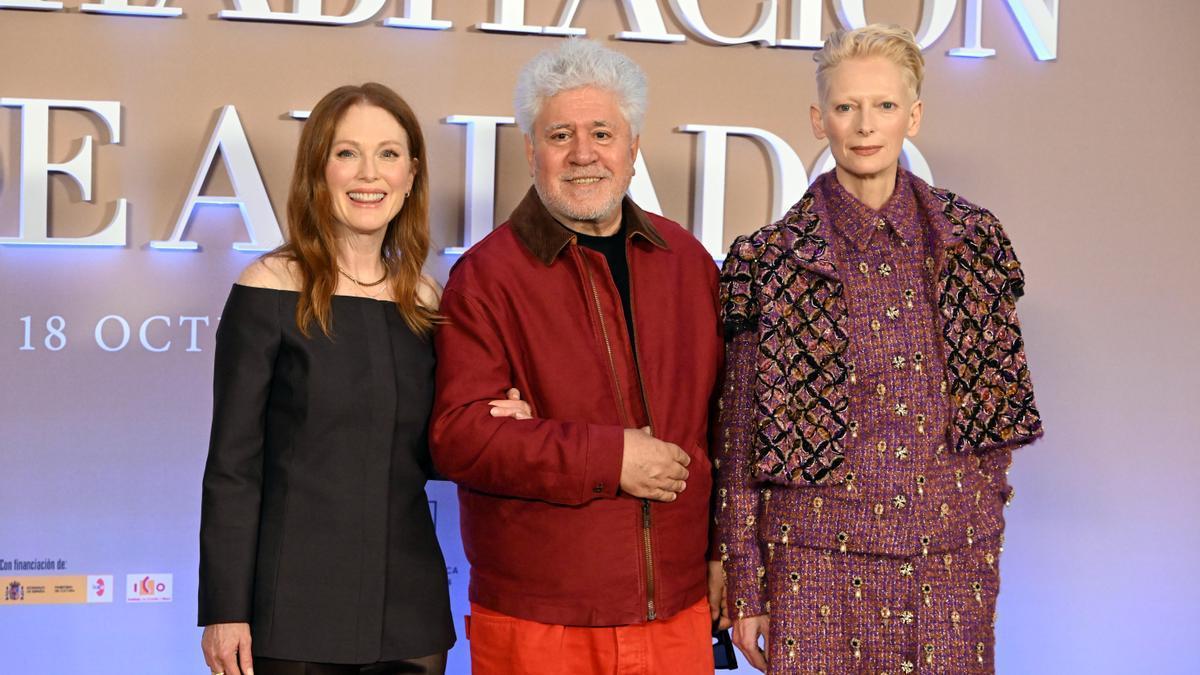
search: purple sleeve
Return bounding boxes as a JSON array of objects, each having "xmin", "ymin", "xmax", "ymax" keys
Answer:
[{"xmin": 715, "ymin": 330, "xmax": 768, "ymax": 618}]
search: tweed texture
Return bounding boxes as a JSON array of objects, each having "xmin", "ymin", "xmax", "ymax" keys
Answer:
[
  {"xmin": 716, "ymin": 170, "xmax": 1036, "ymax": 673},
  {"xmin": 718, "ymin": 171, "xmax": 1041, "ymax": 488}
]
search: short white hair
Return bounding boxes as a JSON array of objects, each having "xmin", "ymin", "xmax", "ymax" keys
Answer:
[{"xmin": 514, "ymin": 38, "xmax": 648, "ymax": 136}]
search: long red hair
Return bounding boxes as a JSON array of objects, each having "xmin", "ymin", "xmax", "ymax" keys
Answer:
[{"xmin": 276, "ymin": 82, "xmax": 437, "ymax": 337}]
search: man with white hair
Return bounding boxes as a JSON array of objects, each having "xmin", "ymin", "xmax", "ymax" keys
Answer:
[{"xmin": 431, "ymin": 39, "xmax": 726, "ymax": 673}]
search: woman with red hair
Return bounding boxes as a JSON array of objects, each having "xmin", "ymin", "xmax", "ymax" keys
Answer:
[{"xmin": 197, "ymin": 83, "xmax": 526, "ymax": 675}]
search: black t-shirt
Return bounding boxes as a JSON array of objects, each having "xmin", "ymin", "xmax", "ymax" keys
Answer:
[{"xmin": 571, "ymin": 221, "xmax": 634, "ymax": 349}]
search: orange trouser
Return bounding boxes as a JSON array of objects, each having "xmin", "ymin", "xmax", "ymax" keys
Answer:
[{"xmin": 466, "ymin": 598, "xmax": 714, "ymax": 675}]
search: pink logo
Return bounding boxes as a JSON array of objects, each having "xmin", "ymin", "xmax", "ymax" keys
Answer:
[
  {"xmin": 125, "ymin": 573, "xmax": 172, "ymax": 603},
  {"xmin": 93, "ymin": 578, "xmax": 105, "ymax": 597},
  {"xmin": 134, "ymin": 576, "xmax": 166, "ymax": 596}
]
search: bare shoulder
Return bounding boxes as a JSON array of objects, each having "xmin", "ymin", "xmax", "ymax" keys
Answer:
[
  {"xmin": 237, "ymin": 254, "xmax": 301, "ymax": 291},
  {"xmin": 416, "ymin": 273, "xmax": 443, "ymax": 311}
]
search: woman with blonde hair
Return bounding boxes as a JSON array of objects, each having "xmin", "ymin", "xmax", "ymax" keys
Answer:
[
  {"xmin": 197, "ymin": 83, "xmax": 528, "ymax": 675},
  {"xmin": 716, "ymin": 25, "xmax": 1042, "ymax": 673}
]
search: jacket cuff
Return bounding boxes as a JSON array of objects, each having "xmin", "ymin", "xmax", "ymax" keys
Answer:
[
  {"xmin": 583, "ymin": 424, "xmax": 624, "ymax": 500},
  {"xmin": 723, "ymin": 557, "xmax": 768, "ymax": 618},
  {"xmin": 979, "ymin": 446, "xmax": 1014, "ymax": 476}
]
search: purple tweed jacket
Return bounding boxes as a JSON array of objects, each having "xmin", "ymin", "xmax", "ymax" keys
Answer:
[
  {"xmin": 715, "ymin": 170, "xmax": 1044, "ymax": 618},
  {"xmin": 719, "ymin": 172, "xmax": 1042, "ymax": 485}
]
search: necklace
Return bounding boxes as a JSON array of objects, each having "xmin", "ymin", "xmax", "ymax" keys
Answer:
[
  {"xmin": 338, "ymin": 266, "xmax": 390, "ymax": 300},
  {"xmin": 337, "ymin": 266, "xmax": 388, "ymax": 286}
]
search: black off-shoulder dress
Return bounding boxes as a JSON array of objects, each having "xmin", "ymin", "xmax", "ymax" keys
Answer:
[{"xmin": 199, "ymin": 284, "xmax": 454, "ymax": 664}]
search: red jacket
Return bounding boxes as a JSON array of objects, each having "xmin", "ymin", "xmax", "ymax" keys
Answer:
[{"xmin": 431, "ymin": 188, "xmax": 721, "ymax": 627}]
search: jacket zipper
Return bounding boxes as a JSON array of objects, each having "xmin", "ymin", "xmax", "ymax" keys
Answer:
[
  {"xmin": 578, "ymin": 244, "xmax": 657, "ymax": 622},
  {"xmin": 578, "ymin": 249, "xmax": 633, "ymax": 429},
  {"xmin": 626, "ymin": 240, "xmax": 658, "ymax": 622},
  {"xmin": 642, "ymin": 500, "xmax": 655, "ymax": 620}
]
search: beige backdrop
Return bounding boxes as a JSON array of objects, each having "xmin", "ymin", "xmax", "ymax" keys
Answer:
[{"xmin": 2, "ymin": 1, "xmax": 1198, "ymax": 673}]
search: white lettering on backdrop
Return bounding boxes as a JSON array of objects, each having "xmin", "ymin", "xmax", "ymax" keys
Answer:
[
  {"xmin": 0, "ymin": 97, "xmax": 936, "ymax": 257},
  {"xmin": 0, "ymin": 1, "xmax": 1061, "ymax": 254},
  {"xmin": 0, "ymin": 0, "xmax": 1060, "ymax": 58},
  {"xmin": 0, "ymin": 98, "xmax": 127, "ymax": 247},
  {"xmin": 150, "ymin": 106, "xmax": 283, "ymax": 252}
]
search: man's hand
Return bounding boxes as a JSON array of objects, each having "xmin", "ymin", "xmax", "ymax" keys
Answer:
[
  {"xmin": 707, "ymin": 560, "xmax": 732, "ymax": 630},
  {"xmin": 733, "ymin": 614, "xmax": 770, "ymax": 672},
  {"xmin": 619, "ymin": 427, "xmax": 690, "ymax": 502},
  {"xmin": 201, "ymin": 622, "xmax": 253, "ymax": 675}
]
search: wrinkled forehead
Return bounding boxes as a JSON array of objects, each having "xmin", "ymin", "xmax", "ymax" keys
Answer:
[{"xmin": 535, "ymin": 86, "xmax": 630, "ymax": 131}]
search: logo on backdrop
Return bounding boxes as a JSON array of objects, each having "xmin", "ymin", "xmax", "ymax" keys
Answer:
[
  {"xmin": 5, "ymin": 581, "xmax": 22, "ymax": 601},
  {"xmin": 126, "ymin": 573, "xmax": 173, "ymax": 603},
  {"xmin": 88, "ymin": 575, "xmax": 114, "ymax": 603}
]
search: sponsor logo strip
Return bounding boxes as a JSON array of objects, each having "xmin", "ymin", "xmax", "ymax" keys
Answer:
[{"xmin": 2, "ymin": 575, "xmax": 113, "ymax": 605}]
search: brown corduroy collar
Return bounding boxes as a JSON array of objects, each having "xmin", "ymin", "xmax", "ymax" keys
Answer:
[{"xmin": 509, "ymin": 186, "xmax": 669, "ymax": 266}]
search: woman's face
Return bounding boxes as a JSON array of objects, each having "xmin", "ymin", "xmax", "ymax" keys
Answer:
[
  {"xmin": 324, "ymin": 103, "xmax": 417, "ymax": 238},
  {"xmin": 810, "ymin": 56, "xmax": 922, "ymax": 181}
]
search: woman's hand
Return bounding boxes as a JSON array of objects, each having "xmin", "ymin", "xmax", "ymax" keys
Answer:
[
  {"xmin": 733, "ymin": 614, "xmax": 771, "ymax": 672},
  {"xmin": 201, "ymin": 622, "xmax": 253, "ymax": 675},
  {"xmin": 488, "ymin": 387, "xmax": 533, "ymax": 420}
]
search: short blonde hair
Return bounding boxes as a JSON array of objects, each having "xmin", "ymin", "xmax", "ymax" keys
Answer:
[{"xmin": 814, "ymin": 24, "xmax": 925, "ymax": 103}]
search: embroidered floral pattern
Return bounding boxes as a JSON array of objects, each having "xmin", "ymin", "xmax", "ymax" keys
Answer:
[
  {"xmin": 929, "ymin": 189, "xmax": 1043, "ymax": 452},
  {"xmin": 718, "ymin": 177, "xmax": 1042, "ymax": 487},
  {"xmin": 721, "ymin": 195, "xmax": 849, "ymax": 483}
]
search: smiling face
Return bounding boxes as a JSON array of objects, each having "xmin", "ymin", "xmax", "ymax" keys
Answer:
[
  {"xmin": 810, "ymin": 56, "xmax": 922, "ymax": 182},
  {"xmin": 524, "ymin": 85, "xmax": 639, "ymax": 234},
  {"xmin": 324, "ymin": 103, "xmax": 417, "ymax": 238}
]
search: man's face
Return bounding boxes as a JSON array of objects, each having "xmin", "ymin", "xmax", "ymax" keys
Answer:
[
  {"xmin": 524, "ymin": 86, "xmax": 639, "ymax": 232},
  {"xmin": 810, "ymin": 56, "xmax": 922, "ymax": 181}
]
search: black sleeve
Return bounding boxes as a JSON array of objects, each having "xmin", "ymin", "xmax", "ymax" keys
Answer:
[{"xmin": 198, "ymin": 285, "xmax": 281, "ymax": 625}]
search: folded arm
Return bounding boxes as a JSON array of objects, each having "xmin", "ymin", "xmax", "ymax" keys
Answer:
[{"xmin": 431, "ymin": 287, "xmax": 626, "ymax": 505}]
